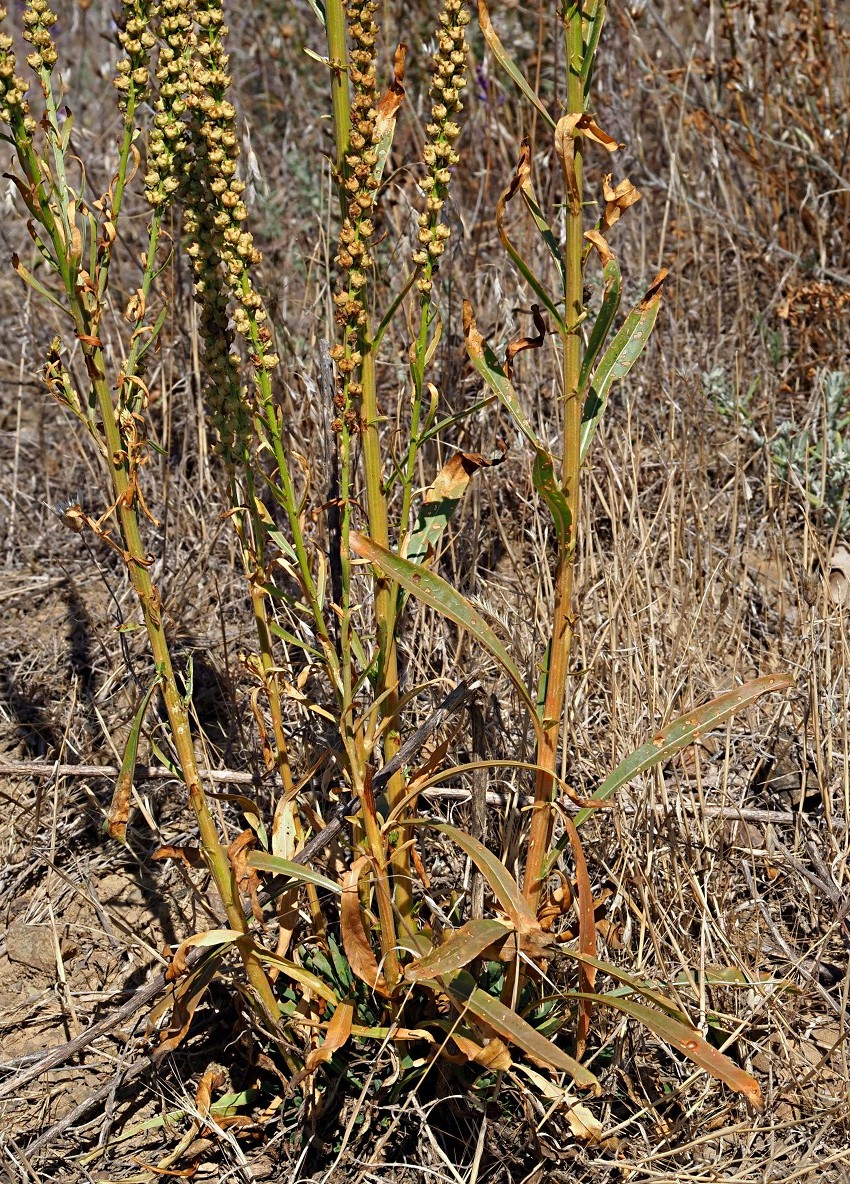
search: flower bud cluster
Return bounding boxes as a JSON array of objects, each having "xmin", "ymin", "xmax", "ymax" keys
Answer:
[
  {"xmin": 329, "ymin": 0, "xmax": 381, "ymax": 433},
  {"xmin": 0, "ymin": 8, "xmax": 33, "ymax": 134},
  {"xmin": 21, "ymin": 0, "xmax": 57, "ymax": 74},
  {"xmin": 114, "ymin": 1, "xmax": 157, "ymax": 112},
  {"xmin": 412, "ymin": 0, "xmax": 469, "ymax": 295},
  {"xmin": 143, "ymin": 0, "xmax": 194, "ymax": 207}
]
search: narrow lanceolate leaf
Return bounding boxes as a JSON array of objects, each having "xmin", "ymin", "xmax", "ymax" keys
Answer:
[
  {"xmin": 447, "ymin": 970, "xmax": 599, "ymax": 1090},
  {"xmin": 305, "ymin": 999, "xmax": 354, "ymax": 1073},
  {"xmin": 478, "ymin": 0, "xmax": 556, "ymax": 131},
  {"xmin": 579, "ymin": 230, "xmax": 622, "ymax": 397},
  {"xmin": 413, "ymin": 823, "xmax": 537, "ymax": 933},
  {"xmin": 576, "ymin": 993, "xmax": 762, "ymax": 1108},
  {"xmin": 108, "ymin": 676, "xmax": 161, "ymax": 842},
  {"xmin": 516, "ymin": 146, "xmax": 567, "ymax": 290},
  {"xmin": 558, "ymin": 949, "xmax": 692, "ymax": 1024},
  {"xmin": 373, "ymin": 45, "xmax": 405, "ymax": 183},
  {"xmin": 573, "ymin": 674, "xmax": 794, "ymax": 826},
  {"xmin": 247, "ymin": 850, "xmax": 342, "ymax": 897},
  {"xmin": 405, "ymin": 919, "xmax": 512, "ymax": 982},
  {"xmin": 167, "ymin": 929, "xmax": 243, "ymax": 980},
  {"xmin": 463, "ymin": 301, "xmax": 545, "ymax": 451},
  {"xmin": 464, "ymin": 303, "xmax": 570, "ymax": 547},
  {"xmin": 350, "ymin": 532, "xmax": 540, "ymax": 731},
  {"xmin": 532, "ymin": 452, "xmax": 571, "ymax": 547},
  {"xmin": 252, "ymin": 947, "xmax": 339, "ymax": 1006},
  {"xmin": 496, "ymin": 143, "xmax": 566, "ymax": 332},
  {"xmin": 579, "ymin": 268, "xmax": 668, "ymax": 463}
]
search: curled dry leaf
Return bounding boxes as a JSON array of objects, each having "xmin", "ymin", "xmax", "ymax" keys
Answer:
[
  {"xmin": 601, "ymin": 174, "xmax": 641, "ymax": 233},
  {"xmin": 505, "ymin": 304, "xmax": 547, "ymax": 380},
  {"xmin": 305, "ymin": 1000, "xmax": 354, "ymax": 1074},
  {"xmin": 514, "ymin": 1064, "xmax": 603, "ymax": 1141},
  {"xmin": 555, "ymin": 114, "xmax": 621, "ymax": 215},
  {"xmin": 340, "ymin": 856, "xmax": 391, "ymax": 996},
  {"xmin": 405, "ymin": 444, "xmax": 507, "ymax": 566},
  {"xmin": 195, "ymin": 1065, "xmax": 229, "ymax": 1120},
  {"xmin": 227, "ymin": 829, "xmax": 263, "ymax": 923},
  {"xmin": 453, "ymin": 1031, "xmax": 513, "ymax": 1072},
  {"xmin": 152, "ymin": 844, "xmax": 204, "ymax": 868}
]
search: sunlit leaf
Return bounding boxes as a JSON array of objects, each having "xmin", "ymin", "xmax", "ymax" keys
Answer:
[
  {"xmin": 247, "ymin": 850, "xmax": 342, "ymax": 896},
  {"xmin": 478, "ymin": 0, "xmax": 556, "ymax": 130},
  {"xmin": 351, "ymin": 532, "xmax": 540, "ymax": 731},
  {"xmin": 412, "ymin": 822, "xmax": 538, "ymax": 932},
  {"xmin": 405, "ymin": 919, "xmax": 512, "ymax": 982},
  {"xmin": 305, "ymin": 999, "xmax": 354, "ymax": 1073},
  {"xmin": 340, "ymin": 856, "xmax": 391, "ymax": 996},
  {"xmin": 405, "ymin": 446, "xmax": 506, "ymax": 567},
  {"xmin": 579, "ymin": 230, "xmax": 622, "ymax": 396},
  {"xmin": 252, "ymin": 946, "xmax": 339, "ymax": 1006},
  {"xmin": 576, "ymin": 992, "xmax": 762, "ymax": 1107},
  {"xmin": 447, "ymin": 970, "xmax": 598, "ymax": 1089},
  {"xmin": 580, "ymin": 268, "xmax": 667, "ymax": 462},
  {"xmin": 107, "ymin": 675, "xmax": 160, "ymax": 842},
  {"xmin": 573, "ymin": 674, "xmax": 794, "ymax": 826}
]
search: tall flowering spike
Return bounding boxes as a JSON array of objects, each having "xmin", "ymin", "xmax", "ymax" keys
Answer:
[
  {"xmin": 413, "ymin": 0, "xmax": 470, "ymax": 295},
  {"xmin": 144, "ymin": 0, "xmax": 195, "ymax": 207},
  {"xmin": 114, "ymin": 0, "xmax": 158, "ymax": 112},
  {"xmin": 181, "ymin": 1, "xmax": 277, "ymax": 465},
  {"xmin": 21, "ymin": 0, "xmax": 58, "ymax": 73},
  {"xmin": 329, "ymin": 0, "xmax": 381, "ymax": 433},
  {"xmin": 0, "ymin": 7, "xmax": 33, "ymax": 135}
]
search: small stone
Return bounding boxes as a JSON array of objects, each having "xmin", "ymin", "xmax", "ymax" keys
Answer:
[{"xmin": 5, "ymin": 923, "xmax": 56, "ymax": 977}]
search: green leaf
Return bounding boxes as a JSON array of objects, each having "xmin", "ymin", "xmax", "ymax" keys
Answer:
[
  {"xmin": 573, "ymin": 674, "xmax": 794, "ymax": 826},
  {"xmin": 447, "ymin": 970, "xmax": 598, "ymax": 1089},
  {"xmin": 405, "ymin": 449, "xmax": 504, "ymax": 567},
  {"xmin": 532, "ymin": 451, "xmax": 571, "ymax": 547},
  {"xmin": 580, "ymin": 268, "xmax": 667, "ymax": 463},
  {"xmin": 413, "ymin": 823, "xmax": 537, "ymax": 931},
  {"xmin": 248, "ymin": 850, "xmax": 342, "ymax": 896},
  {"xmin": 464, "ymin": 304, "xmax": 571, "ymax": 549},
  {"xmin": 496, "ymin": 142, "xmax": 566, "ymax": 332},
  {"xmin": 558, "ymin": 949, "xmax": 691, "ymax": 1023},
  {"xmin": 252, "ymin": 946, "xmax": 340, "ymax": 1006},
  {"xmin": 11, "ymin": 253, "xmax": 72, "ymax": 319},
  {"xmin": 579, "ymin": 234, "xmax": 622, "ymax": 396},
  {"xmin": 405, "ymin": 919, "xmax": 512, "ymax": 982},
  {"xmin": 575, "ymin": 992, "xmax": 762, "ymax": 1107},
  {"xmin": 350, "ymin": 532, "xmax": 539, "ymax": 730},
  {"xmin": 464, "ymin": 303, "xmax": 545, "ymax": 451},
  {"xmin": 107, "ymin": 675, "xmax": 161, "ymax": 843},
  {"xmin": 478, "ymin": 0, "xmax": 556, "ymax": 131}
]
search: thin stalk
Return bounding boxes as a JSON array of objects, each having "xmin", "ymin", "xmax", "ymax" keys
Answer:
[
  {"xmin": 323, "ymin": 0, "xmax": 407, "ymax": 917},
  {"xmin": 359, "ymin": 345, "xmax": 408, "ymax": 912},
  {"xmin": 17, "ymin": 70, "xmax": 280, "ymax": 1026},
  {"xmin": 523, "ymin": 4, "xmax": 586, "ymax": 910}
]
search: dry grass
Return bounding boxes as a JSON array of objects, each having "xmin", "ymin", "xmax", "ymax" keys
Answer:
[{"xmin": 1, "ymin": 0, "xmax": 849, "ymax": 1180}]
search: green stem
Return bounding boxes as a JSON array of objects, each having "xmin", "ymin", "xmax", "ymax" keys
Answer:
[{"xmin": 523, "ymin": 3, "xmax": 586, "ymax": 910}]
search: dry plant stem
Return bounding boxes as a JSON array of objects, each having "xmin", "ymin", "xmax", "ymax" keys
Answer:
[{"xmin": 523, "ymin": 5, "xmax": 585, "ymax": 909}]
